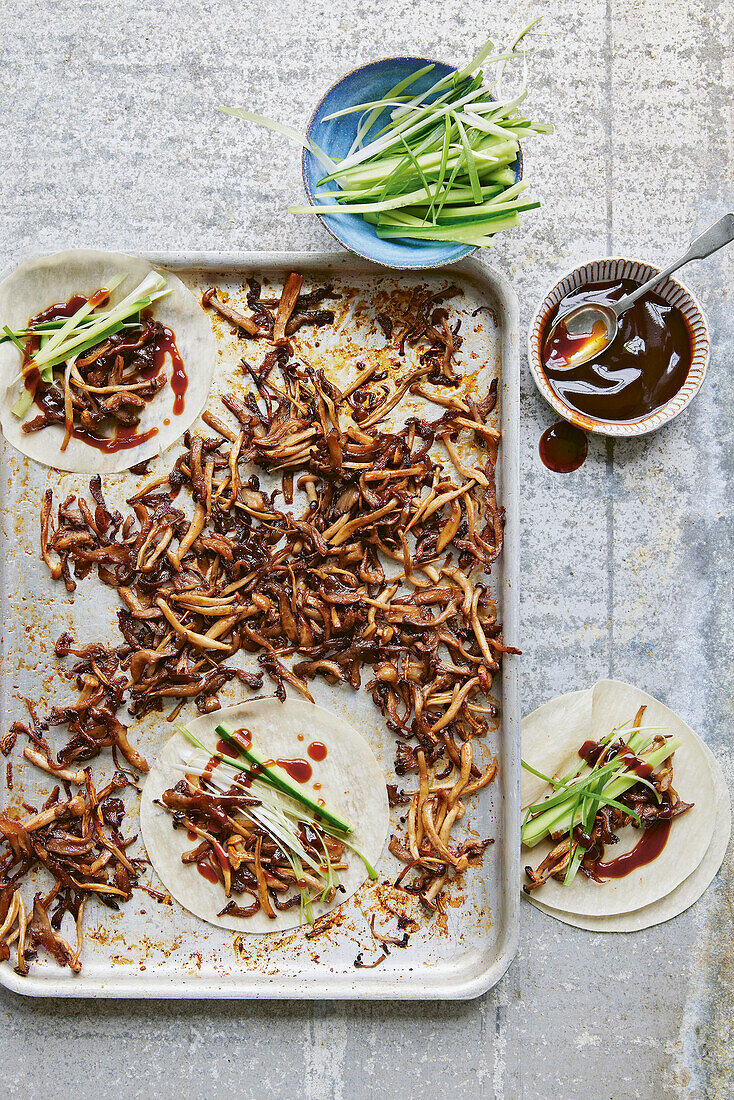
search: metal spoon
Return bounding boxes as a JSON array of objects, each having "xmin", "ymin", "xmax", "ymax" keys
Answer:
[{"xmin": 544, "ymin": 213, "xmax": 734, "ymax": 368}]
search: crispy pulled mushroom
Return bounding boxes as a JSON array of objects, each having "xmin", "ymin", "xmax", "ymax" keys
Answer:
[
  {"xmin": 201, "ymin": 277, "xmax": 336, "ymax": 346},
  {"xmin": 0, "ymin": 766, "xmax": 143, "ymax": 974},
  {"xmin": 36, "ymin": 272, "xmax": 514, "ymax": 917}
]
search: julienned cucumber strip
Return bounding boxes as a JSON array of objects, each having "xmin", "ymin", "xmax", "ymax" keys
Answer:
[
  {"xmin": 214, "ymin": 724, "xmax": 352, "ymax": 836},
  {"xmin": 376, "ymin": 214, "xmax": 520, "ymax": 244},
  {"xmin": 11, "ymin": 387, "xmax": 33, "ymax": 419},
  {"xmin": 31, "ymin": 273, "xmax": 169, "ymax": 369},
  {"xmin": 521, "ymin": 738, "xmax": 681, "ymax": 848}
]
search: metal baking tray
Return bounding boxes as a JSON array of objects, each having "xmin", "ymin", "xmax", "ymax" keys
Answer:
[{"xmin": 0, "ymin": 250, "xmax": 519, "ymax": 999}]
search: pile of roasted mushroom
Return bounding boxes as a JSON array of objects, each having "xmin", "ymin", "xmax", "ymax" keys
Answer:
[
  {"xmin": 0, "ymin": 759, "xmax": 143, "ymax": 975},
  {"xmin": 3, "ymin": 272, "xmax": 514, "ymax": 972}
]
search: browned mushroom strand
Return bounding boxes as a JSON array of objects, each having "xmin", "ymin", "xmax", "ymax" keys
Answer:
[{"xmin": 32, "ymin": 272, "xmax": 514, "ymax": 921}]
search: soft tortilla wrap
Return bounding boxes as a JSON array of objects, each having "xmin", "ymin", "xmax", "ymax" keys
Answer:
[
  {"xmin": 521, "ymin": 680, "xmax": 717, "ymax": 917},
  {"xmin": 0, "ymin": 249, "xmax": 216, "ymax": 472},
  {"xmin": 140, "ymin": 698, "xmax": 389, "ymax": 934}
]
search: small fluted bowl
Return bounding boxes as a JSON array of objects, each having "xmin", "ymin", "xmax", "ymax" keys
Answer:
[
  {"xmin": 528, "ymin": 258, "xmax": 710, "ymax": 436},
  {"xmin": 302, "ymin": 57, "xmax": 523, "ymax": 271}
]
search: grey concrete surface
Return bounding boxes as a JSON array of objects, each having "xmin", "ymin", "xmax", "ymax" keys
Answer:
[{"xmin": 1, "ymin": 0, "xmax": 732, "ymax": 1096}]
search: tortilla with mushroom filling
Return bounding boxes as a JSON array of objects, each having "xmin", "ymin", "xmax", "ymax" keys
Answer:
[
  {"xmin": 520, "ymin": 680, "xmax": 717, "ymax": 917},
  {"xmin": 531, "ymin": 734, "xmax": 731, "ymax": 931},
  {"xmin": 0, "ymin": 249, "xmax": 216, "ymax": 472},
  {"xmin": 140, "ymin": 698, "xmax": 389, "ymax": 933}
]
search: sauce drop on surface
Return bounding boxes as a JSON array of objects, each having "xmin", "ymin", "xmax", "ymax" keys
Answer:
[
  {"xmin": 88, "ymin": 287, "xmax": 111, "ymax": 307},
  {"xmin": 228, "ymin": 728, "xmax": 252, "ymax": 754},
  {"xmin": 616, "ymin": 746, "xmax": 654, "ymax": 779},
  {"xmin": 276, "ymin": 758, "xmax": 313, "ymax": 784},
  {"xmin": 215, "ymin": 738, "xmax": 237, "ymax": 756},
  {"xmin": 196, "ymin": 861, "xmax": 219, "ymax": 885},
  {"xmin": 539, "ymin": 421, "xmax": 588, "ymax": 472},
  {"xmin": 578, "ymin": 739, "xmax": 604, "ymax": 765},
  {"xmin": 307, "ymin": 741, "xmax": 327, "ymax": 762},
  {"xmin": 540, "ymin": 279, "xmax": 692, "ymax": 423},
  {"xmin": 201, "ymin": 754, "xmax": 220, "ymax": 784},
  {"xmin": 249, "ymin": 758, "xmax": 273, "ymax": 778}
]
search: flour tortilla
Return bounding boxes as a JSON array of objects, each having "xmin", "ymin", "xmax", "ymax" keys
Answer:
[
  {"xmin": 527, "ymin": 737, "xmax": 731, "ymax": 931},
  {"xmin": 140, "ymin": 698, "xmax": 390, "ymax": 934},
  {"xmin": 521, "ymin": 680, "xmax": 717, "ymax": 917},
  {"xmin": 0, "ymin": 250, "xmax": 216, "ymax": 472},
  {"xmin": 521, "ymin": 688, "xmax": 592, "ymax": 809}
]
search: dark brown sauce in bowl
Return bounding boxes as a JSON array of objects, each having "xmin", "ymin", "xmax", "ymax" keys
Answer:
[{"xmin": 541, "ymin": 279, "xmax": 693, "ymax": 423}]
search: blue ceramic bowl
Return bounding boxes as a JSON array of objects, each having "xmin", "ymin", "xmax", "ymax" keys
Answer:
[{"xmin": 302, "ymin": 57, "xmax": 523, "ymax": 270}]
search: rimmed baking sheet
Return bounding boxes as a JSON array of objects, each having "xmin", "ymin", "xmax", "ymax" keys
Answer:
[{"xmin": 0, "ymin": 251, "xmax": 518, "ymax": 999}]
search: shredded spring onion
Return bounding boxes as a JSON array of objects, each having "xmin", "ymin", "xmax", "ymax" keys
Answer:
[
  {"xmin": 173, "ymin": 732, "xmax": 377, "ymax": 922},
  {"xmin": 179, "ymin": 723, "xmax": 352, "ymax": 835},
  {"xmin": 220, "ymin": 25, "xmax": 552, "ymax": 247}
]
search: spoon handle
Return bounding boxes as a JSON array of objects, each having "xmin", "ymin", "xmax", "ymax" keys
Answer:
[{"xmin": 614, "ymin": 212, "xmax": 734, "ymax": 315}]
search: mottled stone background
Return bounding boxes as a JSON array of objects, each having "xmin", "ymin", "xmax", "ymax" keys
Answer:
[{"xmin": 1, "ymin": 1, "xmax": 732, "ymax": 1096}]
